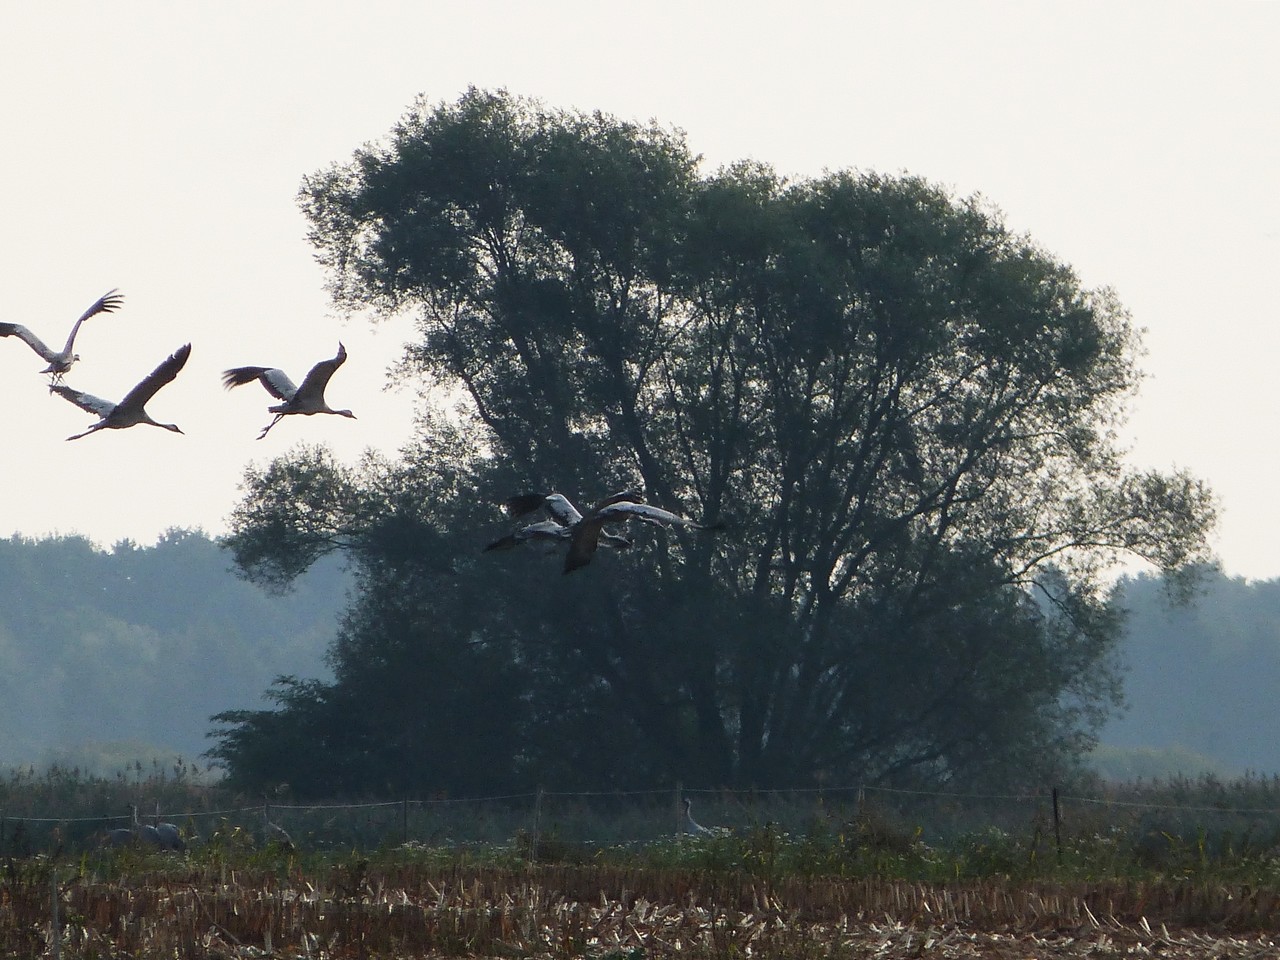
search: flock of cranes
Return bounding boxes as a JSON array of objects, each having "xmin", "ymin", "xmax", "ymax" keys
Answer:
[
  {"xmin": 4, "ymin": 289, "xmax": 725, "ymax": 572},
  {"xmin": 485, "ymin": 490, "xmax": 725, "ymax": 574},
  {"xmin": 99, "ymin": 805, "xmax": 294, "ymax": 852},
  {"xmin": 100, "ymin": 799, "xmax": 716, "ymax": 851},
  {"xmin": 94, "ymin": 795, "xmax": 722, "ymax": 850},
  {"xmin": 8, "ymin": 293, "xmax": 733, "ymax": 853},
  {"xmin": 0, "ymin": 289, "xmax": 357, "ymax": 441},
  {"xmin": 100, "ymin": 805, "xmax": 186, "ymax": 851}
]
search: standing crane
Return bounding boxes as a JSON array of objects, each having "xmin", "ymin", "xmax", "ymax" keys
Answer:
[
  {"xmin": 682, "ymin": 798, "xmax": 724, "ymax": 836},
  {"xmin": 50, "ymin": 343, "xmax": 191, "ymax": 441},
  {"xmin": 150, "ymin": 804, "xmax": 186, "ymax": 852},
  {"xmin": 221, "ymin": 342, "xmax": 356, "ymax": 439},
  {"xmin": 130, "ymin": 804, "xmax": 164, "ymax": 848},
  {"xmin": 262, "ymin": 807, "xmax": 294, "ymax": 850},
  {"xmin": 101, "ymin": 823, "xmax": 134, "ymax": 848},
  {"xmin": 0, "ymin": 288, "xmax": 123, "ymax": 382}
]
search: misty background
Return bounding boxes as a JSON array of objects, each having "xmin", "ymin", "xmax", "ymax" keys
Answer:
[{"xmin": 0, "ymin": 530, "xmax": 1265, "ymax": 784}]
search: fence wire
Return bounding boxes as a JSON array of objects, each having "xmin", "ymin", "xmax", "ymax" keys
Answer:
[{"xmin": 4, "ymin": 781, "xmax": 1280, "ymax": 858}]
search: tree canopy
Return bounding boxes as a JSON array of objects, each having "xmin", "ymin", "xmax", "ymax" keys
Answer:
[{"xmin": 212, "ymin": 88, "xmax": 1214, "ymax": 796}]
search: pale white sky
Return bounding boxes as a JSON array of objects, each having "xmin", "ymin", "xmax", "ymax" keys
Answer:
[{"xmin": 1, "ymin": 2, "xmax": 1276, "ymax": 577}]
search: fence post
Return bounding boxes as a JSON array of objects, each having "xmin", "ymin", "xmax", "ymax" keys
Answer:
[
  {"xmin": 1, "ymin": 809, "xmax": 5, "ymax": 857},
  {"xmin": 50, "ymin": 869, "xmax": 60, "ymax": 960},
  {"xmin": 1052, "ymin": 786, "xmax": 1063, "ymax": 866},
  {"xmin": 530, "ymin": 787, "xmax": 544, "ymax": 865},
  {"xmin": 674, "ymin": 782, "xmax": 682, "ymax": 836},
  {"xmin": 402, "ymin": 797, "xmax": 409, "ymax": 846}
]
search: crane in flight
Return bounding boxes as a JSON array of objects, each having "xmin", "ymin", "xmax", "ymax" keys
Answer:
[
  {"xmin": 221, "ymin": 342, "xmax": 356, "ymax": 439},
  {"xmin": 50, "ymin": 343, "xmax": 191, "ymax": 441},
  {"xmin": 0, "ymin": 288, "xmax": 124, "ymax": 382},
  {"xmin": 496, "ymin": 490, "xmax": 723, "ymax": 573},
  {"xmin": 485, "ymin": 490, "xmax": 639, "ymax": 558},
  {"xmin": 483, "ymin": 518, "xmax": 633, "ymax": 554}
]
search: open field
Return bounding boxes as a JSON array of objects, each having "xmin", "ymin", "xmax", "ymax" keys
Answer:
[
  {"xmin": 6, "ymin": 854, "xmax": 1280, "ymax": 958},
  {"xmin": 8, "ymin": 770, "xmax": 1280, "ymax": 956}
]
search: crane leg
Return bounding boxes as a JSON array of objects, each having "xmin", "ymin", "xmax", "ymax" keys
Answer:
[{"xmin": 256, "ymin": 414, "xmax": 285, "ymax": 440}]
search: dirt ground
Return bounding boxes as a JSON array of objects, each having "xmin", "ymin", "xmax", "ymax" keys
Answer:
[{"xmin": 844, "ymin": 919, "xmax": 1278, "ymax": 958}]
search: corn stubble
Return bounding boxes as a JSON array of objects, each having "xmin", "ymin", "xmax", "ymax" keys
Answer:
[{"xmin": 7, "ymin": 861, "xmax": 1280, "ymax": 959}]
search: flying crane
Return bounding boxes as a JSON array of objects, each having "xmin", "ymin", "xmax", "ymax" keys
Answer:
[
  {"xmin": 50, "ymin": 343, "xmax": 191, "ymax": 441},
  {"xmin": 221, "ymin": 342, "xmax": 356, "ymax": 439},
  {"xmin": 0, "ymin": 288, "xmax": 124, "ymax": 382},
  {"xmin": 495, "ymin": 490, "xmax": 723, "ymax": 573}
]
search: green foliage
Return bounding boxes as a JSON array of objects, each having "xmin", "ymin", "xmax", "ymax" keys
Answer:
[{"xmin": 220, "ymin": 88, "xmax": 1215, "ymax": 796}]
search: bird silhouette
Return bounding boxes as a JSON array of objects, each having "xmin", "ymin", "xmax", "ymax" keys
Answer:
[
  {"xmin": 0, "ymin": 288, "xmax": 123, "ymax": 382},
  {"xmin": 545, "ymin": 491, "xmax": 727, "ymax": 576},
  {"xmin": 50, "ymin": 343, "xmax": 191, "ymax": 441},
  {"xmin": 130, "ymin": 804, "xmax": 164, "ymax": 848},
  {"xmin": 485, "ymin": 491, "xmax": 640, "ymax": 559},
  {"xmin": 221, "ymin": 342, "xmax": 356, "ymax": 439},
  {"xmin": 150, "ymin": 809, "xmax": 186, "ymax": 851},
  {"xmin": 100, "ymin": 825, "xmax": 134, "ymax": 848}
]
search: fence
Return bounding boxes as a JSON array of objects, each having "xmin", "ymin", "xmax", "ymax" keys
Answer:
[{"xmin": 4, "ymin": 779, "xmax": 1280, "ymax": 859}]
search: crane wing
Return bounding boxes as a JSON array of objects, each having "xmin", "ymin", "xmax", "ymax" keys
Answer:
[
  {"xmin": 222, "ymin": 365, "xmax": 297, "ymax": 400},
  {"xmin": 50, "ymin": 384, "xmax": 115, "ymax": 417},
  {"xmin": 503, "ymin": 492, "xmax": 584, "ymax": 525},
  {"xmin": 117, "ymin": 343, "xmax": 192, "ymax": 410},
  {"xmin": 542, "ymin": 494, "xmax": 584, "ymax": 526},
  {"xmin": 61, "ymin": 288, "xmax": 124, "ymax": 354},
  {"xmin": 483, "ymin": 519, "xmax": 569, "ymax": 551},
  {"xmin": 594, "ymin": 502, "xmax": 687, "ymax": 526},
  {"xmin": 293, "ymin": 342, "xmax": 347, "ymax": 403},
  {"xmin": 564, "ymin": 517, "xmax": 608, "ymax": 573},
  {"xmin": 589, "ymin": 488, "xmax": 645, "ymax": 513},
  {"xmin": 595, "ymin": 501, "xmax": 727, "ymax": 531},
  {"xmin": 0, "ymin": 323, "xmax": 57, "ymax": 362}
]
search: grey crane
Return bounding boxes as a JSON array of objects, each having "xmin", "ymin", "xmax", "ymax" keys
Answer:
[
  {"xmin": 101, "ymin": 824, "xmax": 134, "ymax": 848},
  {"xmin": 50, "ymin": 342, "xmax": 191, "ymax": 441},
  {"xmin": 483, "ymin": 519, "xmax": 634, "ymax": 554},
  {"xmin": 502, "ymin": 490, "xmax": 724, "ymax": 574},
  {"xmin": 484, "ymin": 491, "xmax": 639, "ymax": 558},
  {"xmin": 221, "ymin": 342, "xmax": 356, "ymax": 439},
  {"xmin": 262, "ymin": 808, "xmax": 294, "ymax": 850},
  {"xmin": 152, "ymin": 810, "xmax": 186, "ymax": 851},
  {"xmin": 130, "ymin": 804, "xmax": 164, "ymax": 848},
  {"xmin": 0, "ymin": 288, "xmax": 123, "ymax": 382},
  {"xmin": 682, "ymin": 798, "xmax": 722, "ymax": 836}
]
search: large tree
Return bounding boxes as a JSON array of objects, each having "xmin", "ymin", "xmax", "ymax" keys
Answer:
[{"xmin": 212, "ymin": 88, "xmax": 1214, "ymax": 794}]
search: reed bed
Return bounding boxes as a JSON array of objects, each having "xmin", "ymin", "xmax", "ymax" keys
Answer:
[{"xmin": 6, "ymin": 858, "xmax": 1280, "ymax": 958}]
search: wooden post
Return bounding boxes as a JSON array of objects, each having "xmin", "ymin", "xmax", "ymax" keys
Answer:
[
  {"xmin": 50, "ymin": 870, "xmax": 60, "ymax": 960},
  {"xmin": 402, "ymin": 797, "xmax": 409, "ymax": 846},
  {"xmin": 1052, "ymin": 787, "xmax": 1063, "ymax": 866},
  {"xmin": 530, "ymin": 787, "xmax": 544, "ymax": 865},
  {"xmin": 674, "ymin": 782, "xmax": 683, "ymax": 836}
]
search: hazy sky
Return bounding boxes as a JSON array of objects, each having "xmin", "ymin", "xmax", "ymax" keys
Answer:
[{"xmin": 2, "ymin": 2, "xmax": 1276, "ymax": 578}]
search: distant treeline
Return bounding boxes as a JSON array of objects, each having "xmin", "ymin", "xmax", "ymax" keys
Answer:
[
  {"xmin": 0, "ymin": 529, "xmax": 348, "ymax": 773},
  {"xmin": 1, "ymin": 531, "xmax": 1277, "ymax": 780},
  {"xmin": 1104, "ymin": 568, "xmax": 1280, "ymax": 776}
]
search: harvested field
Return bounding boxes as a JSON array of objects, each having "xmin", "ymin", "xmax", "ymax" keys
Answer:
[{"xmin": 6, "ymin": 861, "xmax": 1280, "ymax": 958}]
